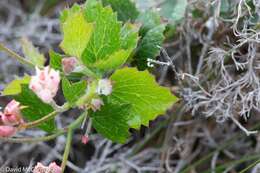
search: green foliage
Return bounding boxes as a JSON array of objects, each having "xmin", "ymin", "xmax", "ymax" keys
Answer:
[
  {"xmin": 14, "ymin": 85, "xmax": 56, "ymax": 132},
  {"xmin": 109, "ymin": 67, "xmax": 178, "ymax": 129},
  {"xmin": 62, "ymin": 77, "xmax": 87, "ymax": 105},
  {"xmin": 60, "ymin": 4, "xmax": 94, "ymax": 58},
  {"xmin": 21, "ymin": 37, "xmax": 45, "ymax": 67},
  {"xmin": 101, "ymin": 0, "xmax": 139, "ymax": 22},
  {"xmin": 2, "ymin": 76, "xmax": 31, "ymax": 96},
  {"xmin": 81, "ymin": 0, "xmax": 138, "ymax": 74},
  {"xmin": 137, "ymin": 10, "xmax": 161, "ymax": 36},
  {"xmin": 49, "ymin": 50, "xmax": 62, "ymax": 71},
  {"xmin": 134, "ymin": 24, "xmax": 165, "ymax": 70},
  {"xmin": 132, "ymin": 10, "xmax": 165, "ymax": 70},
  {"xmin": 1, "ymin": 0, "xmax": 179, "ymax": 144},
  {"xmin": 59, "ymin": 0, "xmax": 138, "ymax": 75},
  {"xmin": 160, "ymin": 0, "xmax": 187, "ymax": 23},
  {"xmin": 90, "ymin": 101, "xmax": 132, "ymax": 143}
]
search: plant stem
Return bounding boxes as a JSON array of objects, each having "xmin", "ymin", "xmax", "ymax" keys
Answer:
[
  {"xmin": 61, "ymin": 112, "xmax": 88, "ymax": 172},
  {"xmin": 61, "ymin": 128, "xmax": 73, "ymax": 173},
  {"xmin": 19, "ymin": 103, "xmax": 70, "ymax": 130},
  {"xmin": 19, "ymin": 111, "xmax": 57, "ymax": 130},
  {"xmin": 0, "ymin": 43, "xmax": 34, "ymax": 68},
  {"xmin": 239, "ymin": 157, "xmax": 260, "ymax": 173},
  {"xmin": 0, "ymin": 129, "xmax": 66, "ymax": 143}
]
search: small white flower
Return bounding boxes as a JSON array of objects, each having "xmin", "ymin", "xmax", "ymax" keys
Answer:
[{"xmin": 96, "ymin": 79, "xmax": 112, "ymax": 96}]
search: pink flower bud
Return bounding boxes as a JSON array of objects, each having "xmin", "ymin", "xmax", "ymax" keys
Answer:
[
  {"xmin": 1, "ymin": 100, "xmax": 23, "ymax": 126},
  {"xmin": 29, "ymin": 66, "xmax": 60, "ymax": 103},
  {"xmin": 81, "ymin": 135, "xmax": 89, "ymax": 144},
  {"xmin": 33, "ymin": 162, "xmax": 61, "ymax": 173},
  {"xmin": 96, "ymin": 79, "xmax": 113, "ymax": 96},
  {"xmin": 0, "ymin": 125, "xmax": 16, "ymax": 137},
  {"xmin": 91, "ymin": 98, "xmax": 104, "ymax": 112},
  {"xmin": 62, "ymin": 57, "xmax": 78, "ymax": 74}
]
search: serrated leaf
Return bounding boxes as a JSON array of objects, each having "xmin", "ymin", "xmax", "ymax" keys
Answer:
[
  {"xmin": 82, "ymin": 1, "xmax": 121, "ymax": 64},
  {"xmin": 80, "ymin": 0, "xmax": 138, "ymax": 73},
  {"xmin": 60, "ymin": 5, "xmax": 94, "ymax": 58},
  {"xmin": 14, "ymin": 85, "xmax": 56, "ymax": 132},
  {"xmin": 160, "ymin": 0, "xmax": 187, "ymax": 23},
  {"xmin": 101, "ymin": 0, "xmax": 139, "ymax": 22},
  {"xmin": 93, "ymin": 49, "xmax": 131, "ymax": 71},
  {"xmin": 21, "ymin": 38, "xmax": 45, "ymax": 67},
  {"xmin": 90, "ymin": 101, "xmax": 131, "ymax": 143},
  {"xmin": 62, "ymin": 77, "xmax": 87, "ymax": 104},
  {"xmin": 134, "ymin": 25, "xmax": 165, "ymax": 70},
  {"xmin": 137, "ymin": 10, "xmax": 161, "ymax": 36},
  {"xmin": 2, "ymin": 76, "xmax": 31, "ymax": 96},
  {"xmin": 109, "ymin": 67, "xmax": 178, "ymax": 128},
  {"xmin": 49, "ymin": 50, "xmax": 62, "ymax": 71}
]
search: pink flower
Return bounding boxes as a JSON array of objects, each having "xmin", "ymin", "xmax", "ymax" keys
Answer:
[
  {"xmin": 90, "ymin": 98, "xmax": 104, "ymax": 112},
  {"xmin": 33, "ymin": 162, "xmax": 61, "ymax": 173},
  {"xmin": 0, "ymin": 100, "xmax": 23, "ymax": 126},
  {"xmin": 96, "ymin": 79, "xmax": 113, "ymax": 96},
  {"xmin": 81, "ymin": 134, "xmax": 89, "ymax": 144},
  {"xmin": 62, "ymin": 57, "xmax": 78, "ymax": 74},
  {"xmin": 48, "ymin": 162, "xmax": 62, "ymax": 173},
  {"xmin": 29, "ymin": 66, "xmax": 60, "ymax": 103},
  {"xmin": 0, "ymin": 125, "xmax": 16, "ymax": 137}
]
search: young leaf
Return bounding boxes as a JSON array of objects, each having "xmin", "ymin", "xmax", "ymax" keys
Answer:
[
  {"xmin": 109, "ymin": 67, "xmax": 178, "ymax": 128},
  {"xmin": 2, "ymin": 75, "xmax": 31, "ymax": 96},
  {"xmin": 14, "ymin": 85, "xmax": 56, "ymax": 132},
  {"xmin": 21, "ymin": 37, "xmax": 45, "ymax": 67},
  {"xmin": 90, "ymin": 101, "xmax": 132, "ymax": 143},
  {"xmin": 60, "ymin": 4, "xmax": 94, "ymax": 58},
  {"xmin": 134, "ymin": 25, "xmax": 165, "ymax": 70},
  {"xmin": 80, "ymin": 0, "xmax": 138, "ymax": 73},
  {"xmin": 62, "ymin": 77, "xmax": 87, "ymax": 105},
  {"xmin": 101, "ymin": 0, "xmax": 139, "ymax": 22},
  {"xmin": 49, "ymin": 50, "xmax": 62, "ymax": 71},
  {"xmin": 160, "ymin": 0, "xmax": 187, "ymax": 23}
]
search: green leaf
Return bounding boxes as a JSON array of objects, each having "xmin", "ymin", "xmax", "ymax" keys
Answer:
[
  {"xmin": 60, "ymin": 4, "xmax": 94, "ymax": 58},
  {"xmin": 101, "ymin": 0, "xmax": 139, "ymax": 22},
  {"xmin": 14, "ymin": 85, "xmax": 56, "ymax": 132},
  {"xmin": 49, "ymin": 50, "xmax": 62, "ymax": 71},
  {"xmin": 93, "ymin": 49, "xmax": 131, "ymax": 71},
  {"xmin": 90, "ymin": 101, "xmax": 132, "ymax": 143},
  {"xmin": 134, "ymin": 25, "xmax": 165, "ymax": 70},
  {"xmin": 82, "ymin": 1, "xmax": 121, "ymax": 65},
  {"xmin": 109, "ymin": 67, "xmax": 178, "ymax": 128},
  {"xmin": 2, "ymin": 75, "xmax": 31, "ymax": 96},
  {"xmin": 80, "ymin": 0, "xmax": 138, "ymax": 73},
  {"xmin": 62, "ymin": 77, "xmax": 87, "ymax": 104},
  {"xmin": 160, "ymin": 0, "xmax": 187, "ymax": 23},
  {"xmin": 20, "ymin": 37, "xmax": 45, "ymax": 67},
  {"xmin": 136, "ymin": 10, "xmax": 161, "ymax": 36}
]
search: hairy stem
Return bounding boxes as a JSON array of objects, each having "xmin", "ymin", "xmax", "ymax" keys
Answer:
[{"xmin": 0, "ymin": 43, "xmax": 34, "ymax": 68}]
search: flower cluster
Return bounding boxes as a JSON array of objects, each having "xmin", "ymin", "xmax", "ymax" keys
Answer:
[
  {"xmin": 33, "ymin": 162, "xmax": 61, "ymax": 173},
  {"xmin": 0, "ymin": 100, "xmax": 23, "ymax": 137},
  {"xmin": 29, "ymin": 66, "xmax": 60, "ymax": 104}
]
